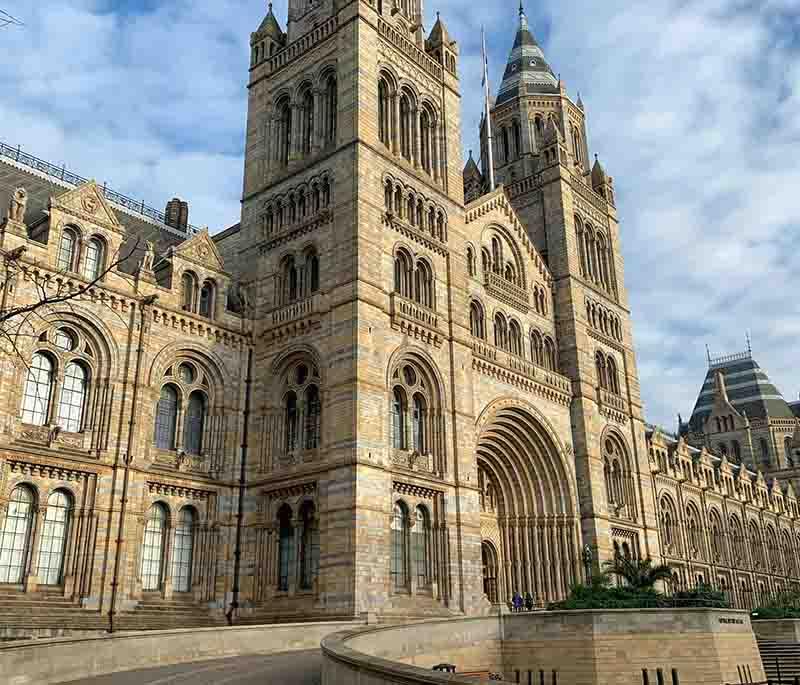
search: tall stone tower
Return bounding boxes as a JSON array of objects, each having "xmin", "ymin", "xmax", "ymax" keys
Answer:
[
  {"xmin": 237, "ymin": 0, "xmax": 483, "ymax": 618},
  {"xmin": 481, "ymin": 4, "xmax": 659, "ymax": 564}
]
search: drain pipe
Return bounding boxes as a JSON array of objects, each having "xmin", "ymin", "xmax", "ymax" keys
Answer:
[
  {"xmin": 227, "ymin": 345, "xmax": 253, "ymax": 625},
  {"xmin": 108, "ymin": 294, "xmax": 157, "ymax": 633}
]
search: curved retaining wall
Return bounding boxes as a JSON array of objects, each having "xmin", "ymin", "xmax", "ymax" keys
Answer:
[
  {"xmin": 1, "ymin": 620, "xmax": 364, "ymax": 685},
  {"xmin": 322, "ymin": 609, "xmax": 766, "ymax": 685}
]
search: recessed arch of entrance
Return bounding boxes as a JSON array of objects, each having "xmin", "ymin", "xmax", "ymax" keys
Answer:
[{"xmin": 476, "ymin": 401, "xmax": 581, "ymax": 606}]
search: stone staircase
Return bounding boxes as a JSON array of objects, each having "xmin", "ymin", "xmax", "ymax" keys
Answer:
[
  {"xmin": 111, "ymin": 595, "xmax": 225, "ymax": 632},
  {"xmin": 0, "ymin": 588, "xmax": 106, "ymax": 640},
  {"xmin": 758, "ymin": 640, "xmax": 800, "ymax": 682},
  {"xmin": 0, "ymin": 589, "xmax": 223, "ymax": 639}
]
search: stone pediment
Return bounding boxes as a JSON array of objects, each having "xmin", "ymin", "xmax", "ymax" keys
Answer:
[
  {"xmin": 51, "ymin": 181, "xmax": 122, "ymax": 232},
  {"xmin": 172, "ymin": 229, "xmax": 225, "ymax": 273}
]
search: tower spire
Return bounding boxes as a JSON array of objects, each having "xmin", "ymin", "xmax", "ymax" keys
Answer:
[{"xmin": 481, "ymin": 26, "xmax": 496, "ymax": 192}]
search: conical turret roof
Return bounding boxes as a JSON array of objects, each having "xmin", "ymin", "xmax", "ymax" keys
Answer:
[
  {"xmin": 256, "ymin": 3, "xmax": 284, "ymax": 41},
  {"xmin": 496, "ymin": 3, "xmax": 559, "ymax": 106},
  {"xmin": 688, "ymin": 351, "xmax": 795, "ymax": 432}
]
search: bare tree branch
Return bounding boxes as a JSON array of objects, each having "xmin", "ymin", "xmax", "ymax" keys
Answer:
[{"xmin": 0, "ymin": 9, "xmax": 23, "ymax": 28}]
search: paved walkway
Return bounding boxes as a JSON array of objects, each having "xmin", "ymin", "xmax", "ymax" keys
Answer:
[{"xmin": 63, "ymin": 650, "xmax": 322, "ymax": 685}]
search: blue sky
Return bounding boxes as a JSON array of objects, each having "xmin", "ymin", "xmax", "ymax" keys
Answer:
[{"xmin": 1, "ymin": 0, "xmax": 799, "ymax": 428}]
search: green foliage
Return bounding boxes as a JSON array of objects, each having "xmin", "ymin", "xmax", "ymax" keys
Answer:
[
  {"xmin": 547, "ymin": 562, "xmax": 730, "ymax": 611},
  {"xmin": 602, "ymin": 556, "xmax": 673, "ymax": 591},
  {"xmin": 752, "ymin": 590, "xmax": 800, "ymax": 620},
  {"xmin": 670, "ymin": 583, "xmax": 728, "ymax": 608}
]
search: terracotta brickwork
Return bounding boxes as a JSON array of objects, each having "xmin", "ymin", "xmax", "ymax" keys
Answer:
[{"xmin": 1, "ymin": 0, "xmax": 797, "ymax": 632}]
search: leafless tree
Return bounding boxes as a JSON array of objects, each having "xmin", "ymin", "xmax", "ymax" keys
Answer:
[
  {"xmin": 0, "ymin": 238, "xmax": 147, "ymax": 366},
  {"xmin": 0, "ymin": 9, "xmax": 23, "ymax": 28}
]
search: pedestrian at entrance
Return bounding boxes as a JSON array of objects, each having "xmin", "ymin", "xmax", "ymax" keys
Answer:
[
  {"xmin": 525, "ymin": 592, "xmax": 534, "ymax": 611},
  {"xmin": 512, "ymin": 592, "xmax": 523, "ymax": 612}
]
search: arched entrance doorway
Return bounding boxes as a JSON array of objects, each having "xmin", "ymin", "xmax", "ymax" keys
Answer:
[{"xmin": 476, "ymin": 403, "xmax": 581, "ymax": 606}]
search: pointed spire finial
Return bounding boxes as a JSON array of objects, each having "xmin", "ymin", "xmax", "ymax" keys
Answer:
[{"xmin": 519, "ymin": 1, "xmax": 528, "ymax": 29}]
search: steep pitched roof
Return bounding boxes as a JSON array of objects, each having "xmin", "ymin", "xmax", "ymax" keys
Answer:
[
  {"xmin": 688, "ymin": 352, "xmax": 795, "ymax": 432},
  {"xmin": 256, "ymin": 3, "xmax": 284, "ymax": 41},
  {"xmin": 496, "ymin": 3, "xmax": 559, "ymax": 106}
]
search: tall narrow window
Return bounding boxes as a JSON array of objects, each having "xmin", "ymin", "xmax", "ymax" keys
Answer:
[
  {"xmin": 302, "ymin": 88, "xmax": 314, "ymax": 155},
  {"xmin": 413, "ymin": 506, "xmax": 430, "ymax": 589},
  {"xmin": 171, "ymin": 507, "xmax": 195, "ymax": 593},
  {"xmin": 391, "ymin": 502, "xmax": 408, "ymax": 591},
  {"xmin": 57, "ymin": 228, "xmax": 78, "ymax": 272},
  {"xmin": 154, "ymin": 384, "xmax": 179, "ymax": 450},
  {"xmin": 181, "ymin": 272, "xmax": 197, "ymax": 312},
  {"xmin": 183, "ymin": 391, "xmax": 206, "ymax": 455},
  {"xmin": 285, "ymin": 391, "xmax": 298, "ymax": 452},
  {"xmin": 0, "ymin": 486, "xmax": 35, "ymax": 584},
  {"xmin": 494, "ymin": 314, "xmax": 508, "ymax": 350},
  {"xmin": 482, "ymin": 542, "xmax": 498, "ymax": 602},
  {"xmin": 470, "ymin": 301, "xmax": 485, "ymax": 339},
  {"xmin": 400, "ymin": 93, "xmax": 412, "ymax": 160},
  {"xmin": 57, "ymin": 362, "xmax": 88, "ymax": 433},
  {"xmin": 509, "ymin": 320, "xmax": 523, "ymax": 357},
  {"xmin": 37, "ymin": 490, "xmax": 72, "ymax": 586},
  {"xmin": 307, "ymin": 251, "xmax": 320, "ymax": 294},
  {"xmin": 278, "ymin": 99, "xmax": 291, "ymax": 166},
  {"xmin": 199, "ymin": 282, "xmax": 214, "ymax": 318},
  {"xmin": 415, "ymin": 260, "xmax": 434, "ymax": 309},
  {"xmin": 531, "ymin": 332, "xmax": 544, "ymax": 366},
  {"xmin": 21, "ymin": 353, "xmax": 54, "ymax": 426},
  {"xmin": 305, "ymin": 385, "xmax": 321, "ymax": 450},
  {"xmin": 277, "ymin": 505, "xmax": 293, "ymax": 591},
  {"xmin": 325, "ymin": 75, "xmax": 337, "ymax": 145},
  {"xmin": 513, "ymin": 120, "xmax": 522, "ymax": 159},
  {"xmin": 412, "ymin": 394, "xmax": 427, "ymax": 453},
  {"xmin": 82, "ymin": 238, "xmax": 103, "ymax": 281},
  {"xmin": 140, "ymin": 503, "xmax": 167, "ymax": 591},
  {"xmin": 299, "ymin": 502, "xmax": 319, "ymax": 591},
  {"xmin": 378, "ymin": 79, "xmax": 390, "ymax": 146},
  {"xmin": 420, "ymin": 109, "xmax": 433, "ymax": 174},
  {"xmin": 392, "ymin": 388, "xmax": 407, "ymax": 450}
]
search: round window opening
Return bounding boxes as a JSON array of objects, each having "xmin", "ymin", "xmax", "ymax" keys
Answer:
[
  {"xmin": 54, "ymin": 329, "xmax": 77, "ymax": 352},
  {"xmin": 179, "ymin": 363, "xmax": 196, "ymax": 384}
]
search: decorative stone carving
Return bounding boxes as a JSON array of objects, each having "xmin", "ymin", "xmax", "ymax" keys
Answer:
[
  {"xmin": 140, "ymin": 241, "xmax": 155, "ymax": 272},
  {"xmin": 8, "ymin": 187, "xmax": 27, "ymax": 223}
]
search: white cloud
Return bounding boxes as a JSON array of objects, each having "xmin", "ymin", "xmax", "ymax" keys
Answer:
[{"xmin": 1, "ymin": 0, "xmax": 798, "ymax": 426}]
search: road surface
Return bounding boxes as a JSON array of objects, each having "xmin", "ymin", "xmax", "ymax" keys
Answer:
[{"xmin": 62, "ymin": 649, "xmax": 322, "ymax": 685}]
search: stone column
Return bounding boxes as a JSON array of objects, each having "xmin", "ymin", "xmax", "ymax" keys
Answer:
[
  {"xmin": 162, "ymin": 521, "xmax": 174, "ymax": 600},
  {"xmin": 290, "ymin": 518, "xmax": 301, "ymax": 595},
  {"xmin": 24, "ymin": 506, "xmax": 45, "ymax": 592}
]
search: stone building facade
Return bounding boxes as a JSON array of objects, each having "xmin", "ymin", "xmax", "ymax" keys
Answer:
[{"xmin": 0, "ymin": 0, "xmax": 798, "ymax": 633}]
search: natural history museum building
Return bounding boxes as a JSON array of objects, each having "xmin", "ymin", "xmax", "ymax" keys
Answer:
[{"xmin": 1, "ymin": 0, "xmax": 800, "ymax": 633}]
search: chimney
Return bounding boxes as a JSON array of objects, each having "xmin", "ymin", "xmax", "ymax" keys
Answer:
[{"xmin": 165, "ymin": 197, "xmax": 189, "ymax": 231}]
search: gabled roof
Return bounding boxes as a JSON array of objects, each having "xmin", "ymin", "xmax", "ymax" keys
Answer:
[
  {"xmin": 496, "ymin": 3, "xmax": 559, "ymax": 106},
  {"xmin": 463, "ymin": 151, "xmax": 483, "ymax": 182},
  {"xmin": 688, "ymin": 352, "xmax": 795, "ymax": 432}
]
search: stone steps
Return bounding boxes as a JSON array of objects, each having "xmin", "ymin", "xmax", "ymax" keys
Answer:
[{"xmin": 758, "ymin": 640, "xmax": 800, "ymax": 680}]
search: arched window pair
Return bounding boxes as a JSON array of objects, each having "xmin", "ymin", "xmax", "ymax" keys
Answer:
[
  {"xmin": 595, "ymin": 350, "xmax": 620, "ymax": 394},
  {"xmin": 282, "ymin": 362, "xmax": 322, "ymax": 453},
  {"xmin": 709, "ymin": 511, "xmax": 725, "ymax": 564},
  {"xmin": 0, "ymin": 486, "xmax": 73, "ymax": 586},
  {"xmin": 57, "ymin": 226, "xmax": 106, "ymax": 281},
  {"xmin": 575, "ymin": 216, "xmax": 614, "ymax": 293},
  {"xmin": 393, "ymin": 249, "xmax": 434, "ymax": 310},
  {"xmin": 493, "ymin": 313, "xmax": 523, "ymax": 357},
  {"xmin": 153, "ymin": 362, "xmax": 209, "ymax": 455},
  {"xmin": 140, "ymin": 504, "xmax": 197, "ymax": 593},
  {"xmin": 686, "ymin": 505, "xmax": 703, "ymax": 559},
  {"xmin": 530, "ymin": 331, "xmax": 557, "ymax": 371},
  {"xmin": 279, "ymin": 248, "xmax": 320, "ymax": 305},
  {"xmin": 659, "ymin": 497, "xmax": 678, "ymax": 554},
  {"xmin": 22, "ymin": 330, "xmax": 92, "ymax": 433},
  {"xmin": 276, "ymin": 501, "xmax": 318, "ymax": 592},
  {"xmin": 391, "ymin": 502, "xmax": 431, "ymax": 592},
  {"xmin": 181, "ymin": 272, "xmax": 216, "ymax": 319},
  {"xmin": 469, "ymin": 301, "xmax": 485, "ymax": 339},
  {"xmin": 391, "ymin": 364, "xmax": 430, "ymax": 454},
  {"xmin": 533, "ymin": 285, "xmax": 547, "ymax": 316}
]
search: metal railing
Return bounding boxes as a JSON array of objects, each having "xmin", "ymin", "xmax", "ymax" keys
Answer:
[{"xmin": 0, "ymin": 140, "xmax": 200, "ymax": 234}]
